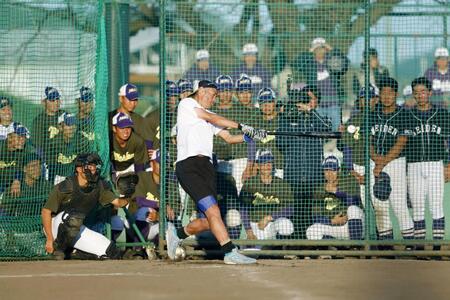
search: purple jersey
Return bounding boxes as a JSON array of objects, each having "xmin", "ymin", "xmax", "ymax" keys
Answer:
[
  {"xmin": 183, "ymin": 65, "xmax": 220, "ymax": 83},
  {"xmin": 316, "ymin": 61, "xmax": 338, "ymax": 104},
  {"xmin": 424, "ymin": 65, "xmax": 450, "ymax": 97}
]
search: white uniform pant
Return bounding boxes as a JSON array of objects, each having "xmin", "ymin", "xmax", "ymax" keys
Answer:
[
  {"xmin": 306, "ymin": 206, "xmax": 364, "ymax": 240},
  {"xmin": 250, "ymin": 218, "xmax": 294, "ymax": 240},
  {"xmin": 407, "ymin": 161, "xmax": 445, "ymax": 221},
  {"xmin": 51, "ymin": 211, "xmax": 111, "ymax": 257},
  {"xmin": 353, "ymin": 157, "xmax": 413, "ymax": 236}
]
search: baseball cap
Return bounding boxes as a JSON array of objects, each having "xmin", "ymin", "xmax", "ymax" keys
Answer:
[
  {"xmin": 58, "ymin": 112, "xmax": 77, "ymax": 126},
  {"xmin": 177, "ymin": 79, "xmax": 193, "ymax": 94},
  {"xmin": 0, "ymin": 97, "xmax": 12, "ymax": 108},
  {"xmin": 189, "ymin": 80, "xmax": 218, "ymax": 97},
  {"xmin": 215, "ymin": 75, "xmax": 234, "ymax": 91},
  {"xmin": 434, "ymin": 47, "xmax": 449, "ymax": 58},
  {"xmin": 358, "ymin": 85, "xmax": 378, "ymax": 99},
  {"xmin": 12, "ymin": 123, "xmax": 30, "ymax": 138},
  {"xmin": 243, "ymin": 43, "xmax": 258, "ymax": 55},
  {"xmin": 322, "ymin": 156, "xmax": 340, "ymax": 171},
  {"xmin": 79, "ymin": 86, "xmax": 94, "ymax": 102},
  {"xmin": 166, "ymin": 80, "xmax": 179, "ymax": 97},
  {"xmin": 118, "ymin": 83, "xmax": 139, "ymax": 101},
  {"xmin": 373, "ymin": 172, "xmax": 391, "ymax": 201},
  {"xmin": 196, "ymin": 49, "xmax": 210, "ymax": 61},
  {"xmin": 236, "ymin": 74, "xmax": 252, "ymax": 92},
  {"xmin": 44, "ymin": 86, "xmax": 61, "ymax": 101},
  {"xmin": 310, "ymin": 37, "xmax": 332, "ymax": 52},
  {"xmin": 112, "ymin": 112, "xmax": 134, "ymax": 128},
  {"xmin": 255, "ymin": 148, "xmax": 274, "ymax": 164},
  {"xmin": 257, "ymin": 87, "xmax": 276, "ymax": 103}
]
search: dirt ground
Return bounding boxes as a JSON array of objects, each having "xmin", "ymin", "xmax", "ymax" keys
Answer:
[{"xmin": 1, "ymin": 259, "xmax": 450, "ymax": 300}]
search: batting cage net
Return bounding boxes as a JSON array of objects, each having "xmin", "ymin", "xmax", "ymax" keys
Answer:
[
  {"xmin": 0, "ymin": 0, "xmax": 109, "ymax": 259},
  {"xmin": 160, "ymin": 0, "xmax": 450, "ymax": 252}
]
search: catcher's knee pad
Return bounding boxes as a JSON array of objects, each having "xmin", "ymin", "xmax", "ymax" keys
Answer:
[
  {"xmin": 274, "ymin": 218, "xmax": 294, "ymax": 236},
  {"xmin": 54, "ymin": 211, "xmax": 85, "ymax": 251},
  {"xmin": 347, "ymin": 205, "xmax": 364, "ymax": 220},
  {"xmin": 226, "ymin": 209, "xmax": 241, "ymax": 227}
]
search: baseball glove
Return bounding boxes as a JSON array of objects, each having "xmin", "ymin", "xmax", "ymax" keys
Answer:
[{"xmin": 115, "ymin": 172, "xmax": 139, "ymax": 198}]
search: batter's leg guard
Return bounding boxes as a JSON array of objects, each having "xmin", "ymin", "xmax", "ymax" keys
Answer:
[
  {"xmin": 414, "ymin": 220, "xmax": 426, "ymax": 239},
  {"xmin": 433, "ymin": 217, "xmax": 445, "ymax": 240}
]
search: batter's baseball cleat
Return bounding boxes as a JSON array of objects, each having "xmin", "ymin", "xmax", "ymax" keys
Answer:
[
  {"xmin": 166, "ymin": 222, "xmax": 181, "ymax": 260},
  {"xmin": 224, "ymin": 248, "xmax": 257, "ymax": 265}
]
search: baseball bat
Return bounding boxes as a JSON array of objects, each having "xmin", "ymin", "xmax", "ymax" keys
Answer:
[{"xmin": 266, "ymin": 131, "xmax": 342, "ymax": 139}]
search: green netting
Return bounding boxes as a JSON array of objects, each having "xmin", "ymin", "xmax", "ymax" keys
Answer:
[
  {"xmin": 0, "ymin": 0, "xmax": 107, "ymax": 259},
  {"xmin": 160, "ymin": 1, "xmax": 450, "ymax": 249}
]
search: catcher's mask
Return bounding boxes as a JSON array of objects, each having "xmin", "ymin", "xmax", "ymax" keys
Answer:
[{"xmin": 74, "ymin": 153, "xmax": 103, "ymax": 185}]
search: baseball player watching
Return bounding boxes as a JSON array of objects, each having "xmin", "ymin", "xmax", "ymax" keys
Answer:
[
  {"xmin": 307, "ymin": 156, "xmax": 364, "ymax": 240},
  {"xmin": 1, "ymin": 153, "xmax": 52, "ymax": 216},
  {"xmin": 41, "ymin": 153, "xmax": 129, "ymax": 260},
  {"xmin": 276, "ymin": 83, "xmax": 331, "ymax": 239},
  {"xmin": 404, "ymin": 77, "xmax": 450, "ymax": 242},
  {"xmin": 369, "ymin": 77, "xmax": 414, "ymax": 240},
  {"xmin": 254, "ymin": 87, "xmax": 284, "ymax": 179},
  {"xmin": 111, "ymin": 112, "xmax": 148, "ymax": 175},
  {"xmin": 76, "ymin": 87, "xmax": 95, "ymax": 150},
  {"xmin": 424, "ymin": 47, "xmax": 450, "ymax": 108},
  {"xmin": 45, "ymin": 112, "xmax": 80, "ymax": 185},
  {"xmin": 0, "ymin": 125, "xmax": 34, "ymax": 196},
  {"xmin": 31, "ymin": 86, "xmax": 66, "ymax": 150},
  {"xmin": 339, "ymin": 86, "xmax": 379, "ymax": 200},
  {"xmin": 238, "ymin": 149, "xmax": 294, "ymax": 241},
  {"xmin": 165, "ymin": 79, "xmax": 267, "ymax": 264},
  {"xmin": 183, "ymin": 49, "xmax": 220, "ymax": 83}
]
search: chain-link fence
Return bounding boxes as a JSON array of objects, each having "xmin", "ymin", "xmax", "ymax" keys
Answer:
[{"xmin": 160, "ymin": 0, "xmax": 450, "ymax": 257}]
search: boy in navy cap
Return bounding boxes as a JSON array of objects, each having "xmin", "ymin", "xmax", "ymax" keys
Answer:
[
  {"xmin": 31, "ymin": 87, "xmax": 66, "ymax": 150},
  {"xmin": 177, "ymin": 79, "xmax": 194, "ymax": 100},
  {"xmin": 46, "ymin": 113, "xmax": 81, "ymax": 184},
  {"xmin": 0, "ymin": 97, "xmax": 27, "ymax": 141},
  {"xmin": 307, "ymin": 156, "xmax": 363, "ymax": 240}
]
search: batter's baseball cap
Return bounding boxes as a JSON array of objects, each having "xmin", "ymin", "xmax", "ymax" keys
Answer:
[
  {"xmin": 0, "ymin": 97, "xmax": 12, "ymax": 108},
  {"xmin": 58, "ymin": 112, "xmax": 77, "ymax": 126},
  {"xmin": 177, "ymin": 79, "xmax": 193, "ymax": 94},
  {"xmin": 118, "ymin": 83, "xmax": 139, "ymax": 101},
  {"xmin": 166, "ymin": 80, "xmax": 179, "ymax": 97},
  {"xmin": 79, "ymin": 86, "xmax": 94, "ymax": 102},
  {"xmin": 189, "ymin": 80, "xmax": 218, "ymax": 97},
  {"xmin": 358, "ymin": 85, "xmax": 378, "ymax": 99},
  {"xmin": 373, "ymin": 172, "xmax": 391, "ymax": 201},
  {"xmin": 310, "ymin": 37, "xmax": 332, "ymax": 52},
  {"xmin": 434, "ymin": 47, "xmax": 449, "ymax": 58},
  {"xmin": 257, "ymin": 87, "xmax": 276, "ymax": 103},
  {"xmin": 112, "ymin": 112, "xmax": 134, "ymax": 128},
  {"xmin": 44, "ymin": 86, "xmax": 61, "ymax": 101},
  {"xmin": 236, "ymin": 74, "xmax": 252, "ymax": 92},
  {"xmin": 215, "ymin": 75, "xmax": 234, "ymax": 91},
  {"xmin": 196, "ymin": 49, "xmax": 210, "ymax": 61},
  {"xmin": 243, "ymin": 43, "xmax": 258, "ymax": 55},
  {"xmin": 322, "ymin": 156, "xmax": 340, "ymax": 171},
  {"xmin": 255, "ymin": 148, "xmax": 274, "ymax": 164}
]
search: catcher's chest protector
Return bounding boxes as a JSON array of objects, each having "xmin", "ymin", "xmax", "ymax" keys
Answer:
[{"xmin": 59, "ymin": 176, "xmax": 101, "ymax": 215}]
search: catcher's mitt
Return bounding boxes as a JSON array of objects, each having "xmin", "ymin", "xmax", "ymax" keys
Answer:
[{"xmin": 115, "ymin": 172, "xmax": 139, "ymax": 198}]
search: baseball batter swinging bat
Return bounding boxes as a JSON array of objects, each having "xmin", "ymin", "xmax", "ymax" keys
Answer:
[{"xmin": 266, "ymin": 131, "xmax": 342, "ymax": 139}]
